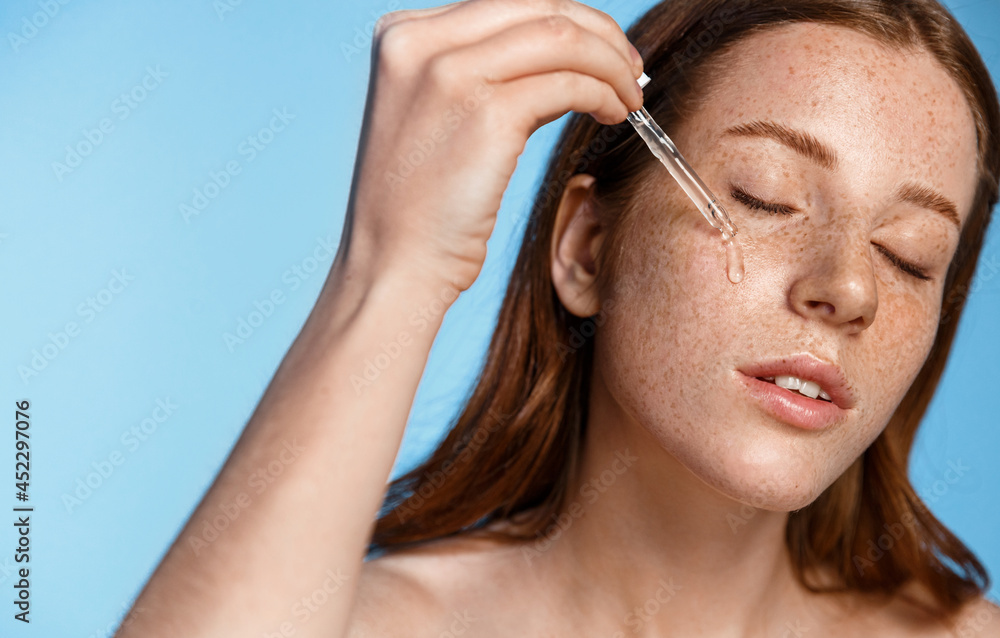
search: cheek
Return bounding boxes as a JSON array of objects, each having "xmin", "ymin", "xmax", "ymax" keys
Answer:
[
  {"xmin": 860, "ymin": 286, "xmax": 940, "ymax": 420},
  {"xmin": 591, "ymin": 193, "xmax": 947, "ymax": 511},
  {"xmin": 815, "ymin": 300, "xmax": 938, "ymax": 486},
  {"xmin": 595, "ymin": 209, "xmax": 740, "ymax": 425}
]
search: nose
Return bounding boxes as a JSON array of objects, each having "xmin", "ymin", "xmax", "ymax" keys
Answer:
[{"xmin": 788, "ymin": 230, "xmax": 879, "ymax": 333}]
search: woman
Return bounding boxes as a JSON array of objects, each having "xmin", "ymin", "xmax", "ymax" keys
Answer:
[{"xmin": 117, "ymin": 0, "xmax": 999, "ymax": 636}]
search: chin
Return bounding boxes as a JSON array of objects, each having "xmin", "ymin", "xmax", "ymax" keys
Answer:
[{"xmin": 681, "ymin": 440, "xmax": 839, "ymax": 513}]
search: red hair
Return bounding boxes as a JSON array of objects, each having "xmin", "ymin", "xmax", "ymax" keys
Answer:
[{"xmin": 372, "ymin": 0, "xmax": 999, "ymax": 620}]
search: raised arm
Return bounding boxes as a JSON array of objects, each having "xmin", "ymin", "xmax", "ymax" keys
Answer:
[{"xmin": 115, "ymin": 2, "xmax": 643, "ymax": 636}]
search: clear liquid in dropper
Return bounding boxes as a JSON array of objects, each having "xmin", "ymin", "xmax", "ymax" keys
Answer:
[
  {"xmin": 707, "ymin": 199, "xmax": 745, "ymax": 284},
  {"xmin": 627, "ymin": 104, "xmax": 746, "ymax": 285},
  {"xmin": 721, "ymin": 230, "xmax": 744, "ymax": 284}
]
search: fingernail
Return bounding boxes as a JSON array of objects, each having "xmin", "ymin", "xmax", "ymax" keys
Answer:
[{"xmin": 629, "ymin": 43, "xmax": 643, "ymax": 69}]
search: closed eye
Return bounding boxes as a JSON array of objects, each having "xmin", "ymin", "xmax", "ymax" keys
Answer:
[
  {"xmin": 730, "ymin": 187, "xmax": 932, "ymax": 281},
  {"xmin": 873, "ymin": 244, "xmax": 931, "ymax": 281},
  {"xmin": 730, "ymin": 187, "xmax": 797, "ymax": 215}
]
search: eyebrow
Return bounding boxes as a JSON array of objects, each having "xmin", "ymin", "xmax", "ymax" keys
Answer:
[
  {"xmin": 724, "ymin": 120, "xmax": 838, "ymax": 171},
  {"xmin": 893, "ymin": 182, "xmax": 961, "ymax": 228},
  {"xmin": 724, "ymin": 119, "xmax": 962, "ymax": 229}
]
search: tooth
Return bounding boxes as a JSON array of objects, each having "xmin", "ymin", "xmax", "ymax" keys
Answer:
[
  {"xmin": 818, "ymin": 389, "xmax": 832, "ymax": 401},
  {"xmin": 775, "ymin": 375, "xmax": 802, "ymax": 391},
  {"xmin": 798, "ymin": 381, "xmax": 821, "ymax": 399}
]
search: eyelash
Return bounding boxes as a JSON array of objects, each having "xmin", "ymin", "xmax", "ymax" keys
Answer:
[
  {"xmin": 729, "ymin": 187, "xmax": 932, "ymax": 281},
  {"xmin": 730, "ymin": 187, "xmax": 797, "ymax": 216},
  {"xmin": 872, "ymin": 244, "xmax": 931, "ymax": 281}
]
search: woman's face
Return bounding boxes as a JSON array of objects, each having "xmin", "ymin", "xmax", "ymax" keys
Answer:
[{"xmin": 596, "ymin": 23, "xmax": 979, "ymax": 510}]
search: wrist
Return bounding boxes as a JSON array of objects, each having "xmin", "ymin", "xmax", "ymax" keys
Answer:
[{"xmin": 316, "ymin": 243, "xmax": 461, "ymax": 337}]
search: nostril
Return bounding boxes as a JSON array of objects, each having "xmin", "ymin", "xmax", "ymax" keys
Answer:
[
  {"xmin": 789, "ymin": 275, "xmax": 877, "ymax": 330},
  {"xmin": 806, "ymin": 300, "xmax": 836, "ymax": 315},
  {"xmin": 848, "ymin": 315, "xmax": 868, "ymax": 330}
]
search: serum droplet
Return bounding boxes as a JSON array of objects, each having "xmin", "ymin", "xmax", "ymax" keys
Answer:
[{"xmin": 721, "ymin": 231, "xmax": 745, "ymax": 284}]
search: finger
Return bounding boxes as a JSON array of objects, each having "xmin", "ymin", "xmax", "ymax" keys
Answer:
[
  {"xmin": 373, "ymin": 1, "xmax": 465, "ymax": 40},
  {"xmin": 383, "ymin": 0, "xmax": 641, "ymax": 77},
  {"xmin": 430, "ymin": 17, "xmax": 643, "ymax": 112},
  {"xmin": 493, "ymin": 70, "xmax": 632, "ymax": 134}
]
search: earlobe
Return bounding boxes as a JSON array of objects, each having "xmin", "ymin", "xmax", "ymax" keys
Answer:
[{"xmin": 550, "ymin": 174, "xmax": 606, "ymax": 318}]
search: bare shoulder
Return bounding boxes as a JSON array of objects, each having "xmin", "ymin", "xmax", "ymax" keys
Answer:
[
  {"xmin": 947, "ymin": 596, "xmax": 1000, "ymax": 637},
  {"xmin": 819, "ymin": 576, "xmax": 1000, "ymax": 638},
  {"xmin": 345, "ymin": 550, "xmax": 442, "ymax": 637},
  {"xmin": 877, "ymin": 583, "xmax": 1000, "ymax": 638},
  {"xmin": 345, "ymin": 535, "xmax": 525, "ymax": 638}
]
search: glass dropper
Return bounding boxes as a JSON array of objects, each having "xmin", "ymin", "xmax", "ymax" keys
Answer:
[{"xmin": 626, "ymin": 73, "xmax": 739, "ymax": 239}]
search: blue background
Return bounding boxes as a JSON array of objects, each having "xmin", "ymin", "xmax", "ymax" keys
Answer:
[{"xmin": 0, "ymin": 0, "xmax": 997, "ymax": 635}]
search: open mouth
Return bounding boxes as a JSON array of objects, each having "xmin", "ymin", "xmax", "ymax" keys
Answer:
[{"xmin": 756, "ymin": 375, "xmax": 833, "ymax": 402}]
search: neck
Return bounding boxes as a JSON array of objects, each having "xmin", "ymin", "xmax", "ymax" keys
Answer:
[{"xmin": 542, "ymin": 366, "xmax": 818, "ymax": 636}]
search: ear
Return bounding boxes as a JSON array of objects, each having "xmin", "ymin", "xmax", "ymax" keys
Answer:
[{"xmin": 551, "ymin": 174, "xmax": 606, "ymax": 318}]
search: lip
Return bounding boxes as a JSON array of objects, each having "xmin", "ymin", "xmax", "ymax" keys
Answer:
[{"xmin": 737, "ymin": 355, "xmax": 855, "ymax": 431}]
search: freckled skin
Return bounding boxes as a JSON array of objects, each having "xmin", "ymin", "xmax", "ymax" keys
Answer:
[
  {"xmin": 355, "ymin": 23, "xmax": 990, "ymax": 638},
  {"xmin": 594, "ymin": 23, "xmax": 978, "ymax": 512}
]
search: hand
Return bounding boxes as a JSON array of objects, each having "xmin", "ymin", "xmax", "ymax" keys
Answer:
[{"xmin": 344, "ymin": 0, "xmax": 644, "ymax": 294}]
